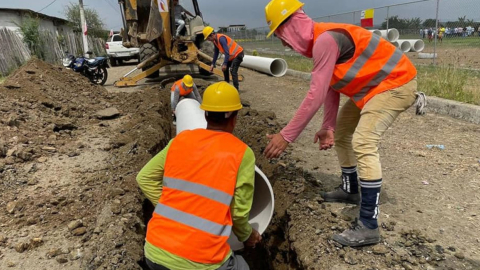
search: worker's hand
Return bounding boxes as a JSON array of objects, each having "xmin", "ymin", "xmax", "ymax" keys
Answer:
[
  {"xmin": 313, "ymin": 129, "xmax": 334, "ymax": 150},
  {"xmin": 209, "ymin": 64, "xmax": 214, "ymax": 73},
  {"xmin": 264, "ymin": 133, "xmax": 289, "ymax": 159},
  {"xmin": 221, "ymin": 64, "xmax": 227, "ymax": 72},
  {"xmin": 244, "ymin": 229, "xmax": 262, "ymax": 248}
]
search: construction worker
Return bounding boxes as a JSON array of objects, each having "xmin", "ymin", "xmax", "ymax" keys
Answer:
[
  {"xmin": 173, "ymin": 0, "xmax": 194, "ymax": 37},
  {"xmin": 137, "ymin": 81, "xmax": 262, "ymax": 270},
  {"xmin": 263, "ymin": 0, "xmax": 421, "ymax": 247},
  {"xmin": 171, "ymin": 75, "xmax": 202, "ymax": 125},
  {"xmin": 203, "ymin": 26, "xmax": 244, "ymax": 91}
]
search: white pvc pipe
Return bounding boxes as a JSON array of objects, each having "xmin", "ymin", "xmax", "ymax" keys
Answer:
[
  {"xmin": 396, "ymin": 39, "xmax": 425, "ymax": 52},
  {"xmin": 418, "ymin": 52, "xmax": 437, "ymax": 59},
  {"xmin": 227, "ymin": 167, "xmax": 274, "ymax": 250},
  {"xmin": 175, "ymin": 99, "xmax": 207, "ymax": 135},
  {"xmin": 396, "ymin": 39, "xmax": 412, "ymax": 53},
  {"xmin": 241, "ymin": 55, "xmax": 288, "ymax": 77},
  {"xmin": 368, "ymin": 29, "xmax": 382, "ymax": 37},
  {"xmin": 379, "ymin": 28, "xmax": 399, "ymax": 42},
  {"xmin": 175, "ymin": 98, "xmax": 275, "ymax": 251}
]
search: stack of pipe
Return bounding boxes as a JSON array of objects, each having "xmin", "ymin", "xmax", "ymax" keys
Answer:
[{"xmin": 369, "ymin": 28, "xmax": 425, "ymax": 53}]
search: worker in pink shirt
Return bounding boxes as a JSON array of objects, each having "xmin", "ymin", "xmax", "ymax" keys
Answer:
[{"xmin": 263, "ymin": 0, "xmax": 424, "ymax": 247}]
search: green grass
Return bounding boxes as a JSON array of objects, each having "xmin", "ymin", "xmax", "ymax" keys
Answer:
[
  {"xmin": 0, "ymin": 76, "xmax": 5, "ymax": 85},
  {"xmin": 416, "ymin": 65, "xmax": 480, "ymax": 105},
  {"xmin": 250, "ymin": 52, "xmax": 480, "ymax": 105}
]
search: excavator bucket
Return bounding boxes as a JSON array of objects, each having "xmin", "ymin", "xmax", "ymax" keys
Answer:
[{"xmin": 145, "ymin": 0, "xmax": 163, "ymax": 42}]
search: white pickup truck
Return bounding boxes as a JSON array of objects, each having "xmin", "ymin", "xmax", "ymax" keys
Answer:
[{"xmin": 105, "ymin": 34, "xmax": 140, "ymax": 66}]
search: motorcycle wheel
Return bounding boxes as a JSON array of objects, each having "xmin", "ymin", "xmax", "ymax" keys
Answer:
[{"xmin": 91, "ymin": 67, "xmax": 108, "ymax": 85}]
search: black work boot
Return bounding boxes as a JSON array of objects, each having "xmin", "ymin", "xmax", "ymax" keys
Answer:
[
  {"xmin": 321, "ymin": 166, "xmax": 360, "ymax": 205},
  {"xmin": 332, "ymin": 219, "xmax": 380, "ymax": 247},
  {"xmin": 321, "ymin": 187, "xmax": 360, "ymax": 205}
]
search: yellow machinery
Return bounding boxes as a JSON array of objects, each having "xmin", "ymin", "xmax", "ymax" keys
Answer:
[{"xmin": 115, "ymin": 0, "xmax": 240, "ymax": 87}]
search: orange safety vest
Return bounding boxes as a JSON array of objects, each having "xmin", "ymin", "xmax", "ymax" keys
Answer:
[
  {"xmin": 214, "ymin": 34, "xmax": 243, "ymax": 60},
  {"xmin": 314, "ymin": 23, "xmax": 417, "ymax": 109},
  {"xmin": 171, "ymin": 79, "xmax": 193, "ymax": 96},
  {"xmin": 146, "ymin": 129, "xmax": 248, "ymax": 264}
]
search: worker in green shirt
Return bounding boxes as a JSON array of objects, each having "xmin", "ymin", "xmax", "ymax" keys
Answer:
[{"xmin": 137, "ymin": 81, "xmax": 261, "ymax": 270}]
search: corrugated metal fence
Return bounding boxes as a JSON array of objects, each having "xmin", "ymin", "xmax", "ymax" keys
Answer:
[{"xmin": 0, "ymin": 28, "xmax": 106, "ymax": 76}]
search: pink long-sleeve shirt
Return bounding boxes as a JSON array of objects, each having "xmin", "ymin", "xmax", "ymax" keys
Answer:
[{"xmin": 275, "ymin": 11, "xmax": 345, "ymax": 143}]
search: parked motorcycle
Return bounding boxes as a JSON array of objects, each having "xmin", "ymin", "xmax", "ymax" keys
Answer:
[{"xmin": 62, "ymin": 51, "xmax": 109, "ymax": 85}]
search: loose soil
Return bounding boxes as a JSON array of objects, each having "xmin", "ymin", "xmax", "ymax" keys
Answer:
[{"xmin": 0, "ymin": 59, "xmax": 479, "ymax": 270}]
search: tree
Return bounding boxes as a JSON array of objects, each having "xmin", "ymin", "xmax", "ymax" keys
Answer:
[
  {"xmin": 423, "ymin": 19, "xmax": 437, "ymax": 28},
  {"xmin": 457, "ymin": 16, "xmax": 466, "ymax": 27},
  {"xmin": 16, "ymin": 15, "xmax": 44, "ymax": 59},
  {"xmin": 64, "ymin": 3, "xmax": 106, "ymax": 39}
]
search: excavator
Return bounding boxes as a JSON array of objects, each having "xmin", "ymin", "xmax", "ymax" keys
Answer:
[{"xmin": 115, "ymin": 0, "xmax": 241, "ymax": 87}]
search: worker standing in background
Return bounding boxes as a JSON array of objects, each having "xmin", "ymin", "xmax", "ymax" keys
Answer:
[
  {"xmin": 173, "ymin": 0, "xmax": 194, "ymax": 38},
  {"xmin": 171, "ymin": 75, "xmax": 202, "ymax": 125},
  {"xmin": 263, "ymin": 0, "xmax": 422, "ymax": 247},
  {"xmin": 137, "ymin": 82, "xmax": 261, "ymax": 270},
  {"xmin": 203, "ymin": 26, "xmax": 244, "ymax": 91}
]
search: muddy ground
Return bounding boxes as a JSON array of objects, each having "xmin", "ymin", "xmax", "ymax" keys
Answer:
[{"xmin": 0, "ymin": 59, "xmax": 479, "ymax": 270}]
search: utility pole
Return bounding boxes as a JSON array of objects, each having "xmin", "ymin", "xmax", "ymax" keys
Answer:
[{"xmin": 79, "ymin": 0, "xmax": 89, "ymax": 57}]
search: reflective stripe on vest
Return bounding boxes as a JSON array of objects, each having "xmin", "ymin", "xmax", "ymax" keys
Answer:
[
  {"xmin": 314, "ymin": 23, "xmax": 417, "ymax": 108},
  {"xmin": 171, "ymin": 79, "xmax": 193, "ymax": 96},
  {"xmin": 215, "ymin": 34, "xmax": 243, "ymax": 60},
  {"xmin": 163, "ymin": 176, "xmax": 233, "ymax": 206},
  {"xmin": 154, "ymin": 203, "xmax": 232, "ymax": 237},
  {"xmin": 145, "ymin": 129, "xmax": 247, "ymax": 264}
]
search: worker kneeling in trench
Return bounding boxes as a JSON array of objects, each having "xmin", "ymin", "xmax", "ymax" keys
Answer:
[
  {"xmin": 137, "ymin": 81, "xmax": 262, "ymax": 270},
  {"xmin": 171, "ymin": 74, "xmax": 203, "ymax": 125}
]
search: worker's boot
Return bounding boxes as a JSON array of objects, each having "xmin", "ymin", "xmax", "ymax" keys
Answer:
[
  {"xmin": 332, "ymin": 219, "xmax": 380, "ymax": 247},
  {"xmin": 321, "ymin": 166, "xmax": 360, "ymax": 205},
  {"xmin": 333, "ymin": 179, "xmax": 382, "ymax": 247}
]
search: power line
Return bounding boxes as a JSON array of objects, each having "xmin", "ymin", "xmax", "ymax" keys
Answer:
[
  {"xmin": 37, "ymin": 0, "xmax": 60, "ymax": 13},
  {"xmin": 103, "ymin": 0, "xmax": 120, "ymax": 14}
]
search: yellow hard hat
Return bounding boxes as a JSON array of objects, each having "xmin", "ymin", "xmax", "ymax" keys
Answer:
[
  {"xmin": 182, "ymin": 74, "xmax": 194, "ymax": 87},
  {"xmin": 203, "ymin": 26, "xmax": 214, "ymax": 40},
  {"xmin": 265, "ymin": 0, "xmax": 304, "ymax": 37},
  {"xmin": 200, "ymin": 82, "xmax": 242, "ymax": 112}
]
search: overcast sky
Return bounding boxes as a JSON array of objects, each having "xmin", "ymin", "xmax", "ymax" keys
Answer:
[{"xmin": 1, "ymin": 0, "xmax": 478, "ymax": 30}]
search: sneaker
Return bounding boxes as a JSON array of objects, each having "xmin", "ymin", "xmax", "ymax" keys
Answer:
[
  {"xmin": 173, "ymin": 120, "xmax": 176, "ymax": 126},
  {"xmin": 332, "ymin": 219, "xmax": 380, "ymax": 247},
  {"xmin": 321, "ymin": 186, "xmax": 360, "ymax": 205}
]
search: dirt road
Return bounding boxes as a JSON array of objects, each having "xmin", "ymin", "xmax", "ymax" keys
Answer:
[{"xmin": 1, "ymin": 59, "xmax": 479, "ymax": 270}]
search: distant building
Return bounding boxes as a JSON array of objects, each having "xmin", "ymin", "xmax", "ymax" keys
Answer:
[
  {"xmin": 0, "ymin": 8, "xmax": 73, "ymax": 36},
  {"xmin": 227, "ymin": 24, "xmax": 246, "ymax": 32},
  {"xmin": 217, "ymin": 26, "xmax": 228, "ymax": 33}
]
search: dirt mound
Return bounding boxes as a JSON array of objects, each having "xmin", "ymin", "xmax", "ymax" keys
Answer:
[{"xmin": 0, "ymin": 59, "xmax": 172, "ymax": 269}]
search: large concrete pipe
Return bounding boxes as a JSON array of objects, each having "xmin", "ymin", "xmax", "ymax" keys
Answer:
[
  {"xmin": 174, "ymin": 98, "xmax": 275, "ymax": 251},
  {"xmin": 396, "ymin": 39, "xmax": 425, "ymax": 52},
  {"xmin": 241, "ymin": 55, "xmax": 288, "ymax": 77},
  {"xmin": 368, "ymin": 29, "xmax": 382, "ymax": 37},
  {"xmin": 379, "ymin": 28, "xmax": 400, "ymax": 42},
  {"xmin": 396, "ymin": 39, "xmax": 412, "ymax": 53}
]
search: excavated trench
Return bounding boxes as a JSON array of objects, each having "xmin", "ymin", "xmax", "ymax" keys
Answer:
[{"xmin": 132, "ymin": 80, "xmax": 307, "ymax": 270}]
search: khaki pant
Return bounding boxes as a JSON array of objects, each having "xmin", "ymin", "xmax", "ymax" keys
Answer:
[{"xmin": 335, "ymin": 79, "xmax": 417, "ymax": 181}]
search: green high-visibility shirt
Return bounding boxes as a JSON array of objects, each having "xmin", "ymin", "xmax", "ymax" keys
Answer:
[{"xmin": 136, "ymin": 137, "xmax": 255, "ymax": 270}]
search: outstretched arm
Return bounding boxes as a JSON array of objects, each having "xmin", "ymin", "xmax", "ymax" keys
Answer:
[{"xmin": 264, "ymin": 32, "xmax": 340, "ymax": 159}]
